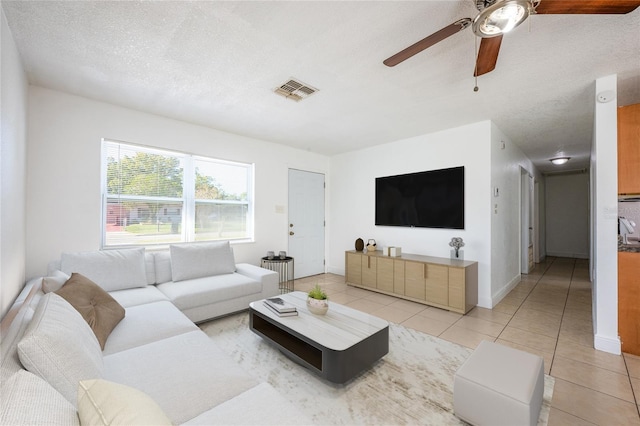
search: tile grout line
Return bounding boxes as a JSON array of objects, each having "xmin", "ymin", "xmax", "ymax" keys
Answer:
[
  {"xmin": 548, "ymin": 257, "xmax": 575, "ymax": 376},
  {"xmin": 493, "ymin": 258, "xmax": 551, "ymax": 350},
  {"xmin": 622, "ymin": 354, "xmax": 640, "ymax": 417}
]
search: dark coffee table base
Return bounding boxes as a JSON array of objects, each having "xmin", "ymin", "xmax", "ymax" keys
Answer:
[{"xmin": 250, "ymin": 308, "xmax": 389, "ymax": 384}]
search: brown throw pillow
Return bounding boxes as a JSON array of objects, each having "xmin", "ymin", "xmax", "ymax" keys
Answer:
[{"xmin": 55, "ymin": 273, "xmax": 125, "ymax": 350}]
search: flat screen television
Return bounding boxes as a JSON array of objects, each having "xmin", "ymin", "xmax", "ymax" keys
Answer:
[{"xmin": 375, "ymin": 166, "xmax": 464, "ymax": 229}]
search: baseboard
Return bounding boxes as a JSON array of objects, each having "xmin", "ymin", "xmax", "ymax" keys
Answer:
[
  {"xmin": 546, "ymin": 251, "xmax": 589, "ymax": 259},
  {"xmin": 327, "ymin": 266, "xmax": 345, "ymax": 276},
  {"xmin": 489, "ymin": 274, "xmax": 522, "ymax": 308},
  {"xmin": 594, "ymin": 333, "xmax": 621, "ymax": 355}
]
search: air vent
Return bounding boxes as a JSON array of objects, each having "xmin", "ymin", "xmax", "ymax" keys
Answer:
[{"xmin": 274, "ymin": 78, "xmax": 319, "ymax": 102}]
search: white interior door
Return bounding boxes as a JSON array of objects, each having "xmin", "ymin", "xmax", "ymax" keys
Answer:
[{"xmin": 288, "ymin": 169, "xmax": 325, "ymax": 278}]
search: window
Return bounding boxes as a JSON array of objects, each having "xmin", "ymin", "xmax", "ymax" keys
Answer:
[{"xmin": 102, "ymin": 140, "xmax": 253, "ymax": 247}]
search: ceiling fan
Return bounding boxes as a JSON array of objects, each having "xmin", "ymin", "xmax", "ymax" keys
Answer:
[{"xmin": 383, "ymin": 0, "xmax": 640, "ymax": 77}]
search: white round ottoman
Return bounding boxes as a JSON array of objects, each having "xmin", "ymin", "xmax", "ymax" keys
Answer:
[{"xmin": 453, "ymin": 340, "xmax": 544, "ymax": 426}]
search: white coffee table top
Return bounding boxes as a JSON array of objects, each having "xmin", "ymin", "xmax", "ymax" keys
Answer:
[{"xmin": 249, "ymin": 291, "xmax": 389, "ymax": 351}]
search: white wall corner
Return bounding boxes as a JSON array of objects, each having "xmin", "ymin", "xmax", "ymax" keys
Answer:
[
  {"xmin": 592, "ymin": 74, "xmax": 619, "ymax": 355},
  {"xmin": 490, "ymin": 274, "xmax": 521, "ymax": 308},
  {"xmin": 594, "ymin": 333, "xmax": 621, "ymax": 355},
  {"xmin": 328, "ymin": 266, "xmax": 345, "ymax": 276}
]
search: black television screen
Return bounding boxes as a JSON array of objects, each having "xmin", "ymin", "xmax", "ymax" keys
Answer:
[{"xmin": 375, "ymin": 166, "xmax": 464, "ymax": 229}]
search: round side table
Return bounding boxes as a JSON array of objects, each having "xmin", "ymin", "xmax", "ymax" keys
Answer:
[{"xmin": 260, "ymin": 256, "xmax": 294, "ymax": 293}]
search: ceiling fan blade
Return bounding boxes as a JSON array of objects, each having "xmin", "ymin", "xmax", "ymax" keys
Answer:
[
  {"xmin": 383, "ymin": 18, "xmax": 472, "ymax": 67},
  {"xmin": 474, "ymin": 35, "xmax": 503, "ymax": 77},
  {"xmin": 535, "ymin": 0, "xmax": 640, "ymax": 14}
]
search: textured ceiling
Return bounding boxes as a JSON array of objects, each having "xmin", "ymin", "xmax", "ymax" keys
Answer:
[{"xmin": 3, "ymin": 1, "xmax": 640, "ymax": 173}]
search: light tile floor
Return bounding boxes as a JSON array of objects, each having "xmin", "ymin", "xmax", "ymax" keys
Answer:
[{"xmin": 293, "ymin": 257, "xmax": 640, "ymax": 425}]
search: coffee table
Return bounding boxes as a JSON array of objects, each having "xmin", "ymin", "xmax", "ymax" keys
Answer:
[{"xmin": 249, "ymin": 291, "xmax": 389, "ymax": 384}]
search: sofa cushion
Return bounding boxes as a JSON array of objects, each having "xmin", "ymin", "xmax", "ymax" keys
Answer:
[
  {"xmin": 55, "ymin": 273, "xmax": 125, "ymax": 350},
  {"xmin": 102, "ymin": 301, "xmax": 197, "ymax": 356},
  {"xmin": 157, "ymin": 273, "xmax": 261, "ymax": 311},
  {"xmin": 17, "ymin": 293, "xmax": 104, "ymax": 407},
  {"xmin": 108, "ymin": 286, "xmax": 170, "ymax": 308},
  {"xmin": 170, "ymin": 241, "xmax": 236, "ymax": 282},
  {"xmin": 77, "ymin": 379, "xmax": 172, "ymax": 426},
  {"xmin": 41, "ymin": 270, "xmax": 70, "ymax": 293},
  {"xmin": 103, "ymin": 330, "xmax": 258, "ymax": 424},
  {"xmin": 144, "ymin": 251, "xmax": 156, "ymax": 285},
  {"xmin": 183, "ymin": 382, "xmax": 311, "ymax": 426},
  {"xmin": 154, "ymin": 250, "xmax": 172, "ymax": 284},
  {"xmin": 0, "ymin": 370, "xmax": 80, "ymax": 425},
  {"xmin": 60, "ymin": 248, "xmax": 147, "ymax": 292}
]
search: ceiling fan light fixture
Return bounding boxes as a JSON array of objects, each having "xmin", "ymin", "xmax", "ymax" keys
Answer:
[
  {"xmin": 473, "ymin": 0, "xmax": 531, "ymax": 37},
  {"xmin": 550, "ymin": 157, "xmax": 571, "ymax": 165}
]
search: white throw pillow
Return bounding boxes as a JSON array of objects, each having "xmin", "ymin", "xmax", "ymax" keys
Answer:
[
  {"xmin": 77, "ymin": 379, "xmax": 172, "ymax": 426},
  {"xmin": 144, "ymin": 251, "xmax": 156, "ymax": 285},
  {"xmin": 0, "ymin": 370, "xmax": 80, "ymax": 425},
  {"xmin": 17, "ymin": 293, "xmax": 104, "ymax": 407},
  {"xmin": 154, "ymin": 250, "xmax": 173, "ymax": 284},
  {"xmin": 170, "ymin": 241, "xmax": 236, "ymax": 282},
  {"xmin": 60, "ymin": 248, "xmax": 147, "ymax": 292},
  {"xmin": 41, "ymin": 270, "xmax": 70, "ymax": 293}
]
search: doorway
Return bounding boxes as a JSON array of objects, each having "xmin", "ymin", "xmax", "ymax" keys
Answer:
[
  {"xmin": 521, "ymin": 168, "xmax": 534, "ymax": 274},
  {"xmin": 288, "ymin": 169, "xmax": 325, "ymax": 278}
]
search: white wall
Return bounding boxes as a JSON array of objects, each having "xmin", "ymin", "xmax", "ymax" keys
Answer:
[
  {"xmin": 490, "ymin": 123, "xmax": 540, "ymax": 305},
  {"xmin": 25, "ymin": 87, "xmax": 329, "ymax": 279},
  {"xmin": 328, "ymin": 121, "xmax": 494, "ymax": 307},
  {"xmin": 545, "ymin": 172, "xmax": 590, "ymax": 258},
  {"xmin": 591, "ymin": 74, "xmax": 620, "ymax": 354},
  {"xmin": 0, "ymin": 8, "xmax": 28, "ymax": 318}
]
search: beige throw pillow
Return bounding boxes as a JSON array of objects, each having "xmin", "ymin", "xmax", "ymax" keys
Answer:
[
  {"xmin": 55, "ymin": 273, "xmax": 125, "ymax": 350},
  {"xmin": 77, "ymin": 379, "xmax": 172, "ymax": 426}
]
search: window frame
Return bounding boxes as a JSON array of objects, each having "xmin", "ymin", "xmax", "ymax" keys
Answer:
[{"xmin": 101, "ymin": 139, "xmax": 254, "ymax": 248}]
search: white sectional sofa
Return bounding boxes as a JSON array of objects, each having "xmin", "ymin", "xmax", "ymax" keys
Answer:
[{"xmin": 0, "ymin": 242, "xmax": 309, "ymax": 425}]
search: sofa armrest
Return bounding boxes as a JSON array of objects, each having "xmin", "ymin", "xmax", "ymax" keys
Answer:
[
  {"xmin": 235, "ymin": 263, "xmax": 277, "ymax": 282},
  {"xmin": 235, "ymin": 263, "xmax": 279, "ymax": 296}
]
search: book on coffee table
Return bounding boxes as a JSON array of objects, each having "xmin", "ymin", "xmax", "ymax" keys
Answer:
[
  {"xmin": 263, "ymin": 301, "xmax": 298, "ymax": 317},
  {"xmin": 264, "ymin": 297, "xmax": 297, "ymax": 313}
]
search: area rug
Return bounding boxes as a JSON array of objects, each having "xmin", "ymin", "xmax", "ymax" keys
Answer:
[{"xmin": 200, "ymin": 313, "xmax": 554, "ymax": 425}]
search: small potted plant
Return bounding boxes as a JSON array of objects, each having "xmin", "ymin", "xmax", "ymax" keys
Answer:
[{"xmin": 307, "ymin": 284, "xmax": 329, "ymax": 315}]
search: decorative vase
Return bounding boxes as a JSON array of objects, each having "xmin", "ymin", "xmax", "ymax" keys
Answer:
[
  {"xmin": 450, "ymin": 249, "xmax": 464, "ymax": 260},
  {"xmin": 307, "ymin": 297, "xmax": 329, "ymax": 315},
  {"xmin": 366, "ymin": 239, "xmax": 377, "ymax": 252},
  {"xmin": 355, "ymin": 238, "xmax": 364, "ymax": 251}
]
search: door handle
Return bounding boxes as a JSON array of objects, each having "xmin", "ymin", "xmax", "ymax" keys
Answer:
[{"xmin": 289, "ymin": 231, "xmax": 295, "ymax": 235}]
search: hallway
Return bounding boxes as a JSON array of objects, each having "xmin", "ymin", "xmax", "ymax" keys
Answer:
[{"xmin": 296, "ymin": 257, "xmax": 640, "ymax": 425}]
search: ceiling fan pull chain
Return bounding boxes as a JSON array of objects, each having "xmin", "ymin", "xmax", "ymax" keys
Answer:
[{"xmin": 473, "ymin": 36, "xmax": 479, "ymax": 92}]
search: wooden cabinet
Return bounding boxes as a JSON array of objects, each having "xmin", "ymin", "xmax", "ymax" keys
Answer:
[
  {"xmin": 448, "ymin": 267, "xmax": 465, "ymax": 311},
  {"xmin": 393, "ymin": 260, "xmax": 405, "ymax": 295},
  {"xmin": 405, "ymin": 261, "xmax": 426, "ymax": 300},
  {"xmin": 346, "ymin": 252, "xmax": 362, "ymax": 285},
  {"xmin": 376, "ymin": 257, "xmax": 395, "ymax": 293},
  {"xmin": 361, "ymin": 255, "xmax": 377, "ymax": 288},
  {"xmin": 425, "ymin": 264, "xmax": 449, "ymax": 306},
  {"xmin": 618, "ymin": 103, "xmax": 640, "ymax": 195},
  {"xmin": 344, "ymin": 250, "xmax": 478, "ymax": 314},
  {"xmin": 619, "ymin": 252, "xmax": 640, "ymax": 355}
]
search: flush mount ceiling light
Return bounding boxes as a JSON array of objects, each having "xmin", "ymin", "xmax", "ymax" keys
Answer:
[
  {"xmin": 550, "ymin": 157, "xmax": 571, "ymax": 165},
  {"xmin": 472, "ymin": 0, "xmax": 533, "ymax": 38}
]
